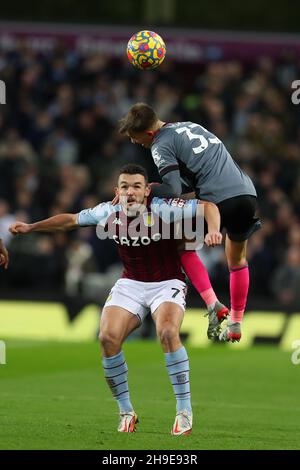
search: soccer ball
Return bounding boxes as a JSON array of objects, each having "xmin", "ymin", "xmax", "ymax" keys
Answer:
[{"xmin": 127, "ymin": 30, "xmax": 166, "ymax": 70}]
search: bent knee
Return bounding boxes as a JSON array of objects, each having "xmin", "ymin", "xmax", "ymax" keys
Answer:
[
  {"xmin": 228, "ymin": 257, "xmax": 248, "ymax": 269},
  {"xmin": 158, "ymin": 325, "xmax": 180, "ymax": 344},
  {"xmin": 99, "ymin": 330, "xmax": 121, "ymax": 349}
]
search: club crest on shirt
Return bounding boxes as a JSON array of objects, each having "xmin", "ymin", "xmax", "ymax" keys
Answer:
[{"xmin": 143, "ymin": 212, "xmax": 155, "ymax": 227}]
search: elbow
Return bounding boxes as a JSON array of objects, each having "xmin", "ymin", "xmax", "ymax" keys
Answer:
[
  {"xmin": 171, "ymin": 182, "xmax": 182, "ymax": 198},
  {"xmin": 204, "ymin": 201, "xmax": 217, "ymax": 209},
  {"xmin": 203, "ymin": 201, "xmax": 219, "ymax": 214},
  {"xmin": 174, "ymin": 189, "xmax": 182, "ymax": 198},
  {"xmin": 56, "ymin": 219, "xmax": 77, "ymax": 232},
  {"xmin": 168, "ymin": 189, "xmax": 181, "ymax": 198},
  {"xmin": 201, "ymin": 201, "xmax": 220, "ymax": 217},
  {"xmin": 151, "ymin": 183, "xmax": 181, "ymax": 198},
  {"xmin": 67, "ymin": 214, "xmax": 78, "ymax": 231}
]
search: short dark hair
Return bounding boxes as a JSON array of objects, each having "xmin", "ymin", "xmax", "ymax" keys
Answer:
[
  {"xmin": 119, "ymin": 103, "xmax": 157, "ymax": 135},
  {"xmin": 118, "ymin": 163, "xmax": 148, "ymax": 182}
]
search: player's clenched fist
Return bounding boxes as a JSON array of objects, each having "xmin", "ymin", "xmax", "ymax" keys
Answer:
[
  {"xmin": 204, "ymin": 231, "xmax": 223, "ymax": 247},
  {"xmin": 9, "ymin": 222, "xmax": 32, "ymax": 235}
]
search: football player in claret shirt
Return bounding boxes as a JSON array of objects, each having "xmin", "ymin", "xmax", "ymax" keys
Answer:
[
  {"xmin": 120, "ymin": 104, "xmax": 262, "ymax": 343},
  {"xmin": 10, "ymin": 163, "xmax": 222, "ymax": 435}
]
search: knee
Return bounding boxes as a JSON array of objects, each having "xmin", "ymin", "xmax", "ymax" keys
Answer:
[
  {"xmin": 157, "ymin": 324, "xmax": 179, "ymax": 346},
  {"xmin": 98, "ymin": 330, "xmax": 120, "ymax": 350},
  {"xmin": 226, "ymin": 240, "xmax": 248, "ymax": 268},
  {"xmin": 227, "ymin": 249, "xmax": 247, "ymax": 267},
  {"xmin": 228, "ymin": 256, "xmax": 248, "ymax": 269}
]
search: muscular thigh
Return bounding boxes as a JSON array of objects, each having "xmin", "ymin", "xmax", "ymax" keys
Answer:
[
  {"xmin": 100, "ymin": 306, "xmax": 141, "ymax": 342},
  {"xmin": 152, "ymin": 302, "xmax": 185, "ymax": 332}
]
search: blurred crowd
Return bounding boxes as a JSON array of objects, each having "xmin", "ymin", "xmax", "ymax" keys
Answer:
[{"xmin": 0, "ymin": 41, "xmax": 299, "ymax": 308}]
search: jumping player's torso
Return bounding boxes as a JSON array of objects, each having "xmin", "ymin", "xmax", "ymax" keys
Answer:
[{"xmin": 151, "ymin": 122, "xmax": 257, "ymax": 204}]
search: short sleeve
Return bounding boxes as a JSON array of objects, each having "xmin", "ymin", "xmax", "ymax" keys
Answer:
[
  {"xmin": 77, "ymin": 202, "xmax": 119, "ymax": 226},
  {"xmin": 151, "ymin": 142, "xmax": 179, "ymax": 177}
]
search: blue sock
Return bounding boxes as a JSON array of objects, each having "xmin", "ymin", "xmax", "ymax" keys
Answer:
[
  {"xmin": 165, "ymin": 346, "xmax": 192, "ymax": 414},
  {"xmin": 102, "ymin": 351, "xmax": 133, "ymax": 413}
]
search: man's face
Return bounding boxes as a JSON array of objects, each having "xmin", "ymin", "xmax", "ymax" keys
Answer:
[
  {"xmin": 128, "ymin": 130, "xmax": 154, "ymax": 148},
  {"xmin": 116, "ymin": 173, "xmax": 151, "ymax": 216}
]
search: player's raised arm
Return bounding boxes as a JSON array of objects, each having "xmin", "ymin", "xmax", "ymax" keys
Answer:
[
  {"xmin": 151, "ymin": 196, "xmax": 222, "ymax": 246},
  {"xmin": 9, "ymin": 213, "xmax": 78, "ymax": 235}
]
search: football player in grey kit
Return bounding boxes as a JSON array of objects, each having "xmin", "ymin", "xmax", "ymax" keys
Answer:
[{"xmin": 120, "ymin": 103, "xmax": 261, "ymax": 342}]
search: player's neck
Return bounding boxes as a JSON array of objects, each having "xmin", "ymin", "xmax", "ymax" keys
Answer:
[
  {"xmin": 155, "ymin": 120, "xmax": 166, "ymax": 130},
  {"xmin": 151, "ymin": 120, "xmax": 166, "ymax": 139}
]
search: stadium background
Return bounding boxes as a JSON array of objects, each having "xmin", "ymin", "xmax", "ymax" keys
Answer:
[{"xmin": 0, "ymin": 1, "xmax": 300, "ymax": 451}]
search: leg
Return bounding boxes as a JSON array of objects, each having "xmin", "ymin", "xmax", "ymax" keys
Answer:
[
  {"xmin": 217, "ymin": 194, "xmax": 261, "ymax": 341},
  {"xmin": 225, "ymin": 235, "xmax": 248, "ymax": 268},
  {"xmin": 153, "ymin": 301, "xmax": 184, "ymax": 353},
  {"xmin": 180, "ymin": 250, "xmax": 229, "ymax": 339},
  {"xmin": 99, "ymin": 306, "xmax": 140, "ymax": 430},
  {"xmin": 153, "ymin": 302, "xmax": 192, "ymax": 435},
  {"xmin": 99, "ymin": 305, "xmax": 140, "ymax": 357},
  {"xmin": 178, "ymin": 234, "xmax": 218, "ymax": 307},
  {"xmin": 221, "ymin": 235, "xmax": 249, "ymax": 341}
]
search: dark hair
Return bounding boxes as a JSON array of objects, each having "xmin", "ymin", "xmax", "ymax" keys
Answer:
[
  {"xmin": 119, "ymin": 163, "xmax": 148, "ymax": 182},
  {"xmin": 119, "ymin": 103, "xmax": 157, "ymax": 135}
]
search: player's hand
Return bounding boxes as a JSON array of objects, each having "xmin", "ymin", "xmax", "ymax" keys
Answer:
[
  {"xmin": 9, "ymin": 222, "xmax": 32, "ymax": 235},
  {"xmin": 0, "ymin": 242, "xmax": 9, "ymax": 269},
  {"xmin": 205, "ymin": 231, "xmax": 223, "ymax": 247}
]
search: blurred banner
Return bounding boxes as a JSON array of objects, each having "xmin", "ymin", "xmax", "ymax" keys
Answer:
[
  {"xmin": 1, "ymin": 21, "xmax": 300, "ymax": 63},
  {"xmin": 0, "ymin": 301, "xmax": 299, "ymax": 349}
]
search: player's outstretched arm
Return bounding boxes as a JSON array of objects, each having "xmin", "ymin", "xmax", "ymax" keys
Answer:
[
  {"xmin": 0, "ymin": 239, "xmax": 9, "ymax": 269},
  {"xmin": 9, "ymin": 214, "xmax": 78, "ymax": 235},
  {"xmin": 199, "ymin": 202, "xmax": 222, "ymax": 247}
]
